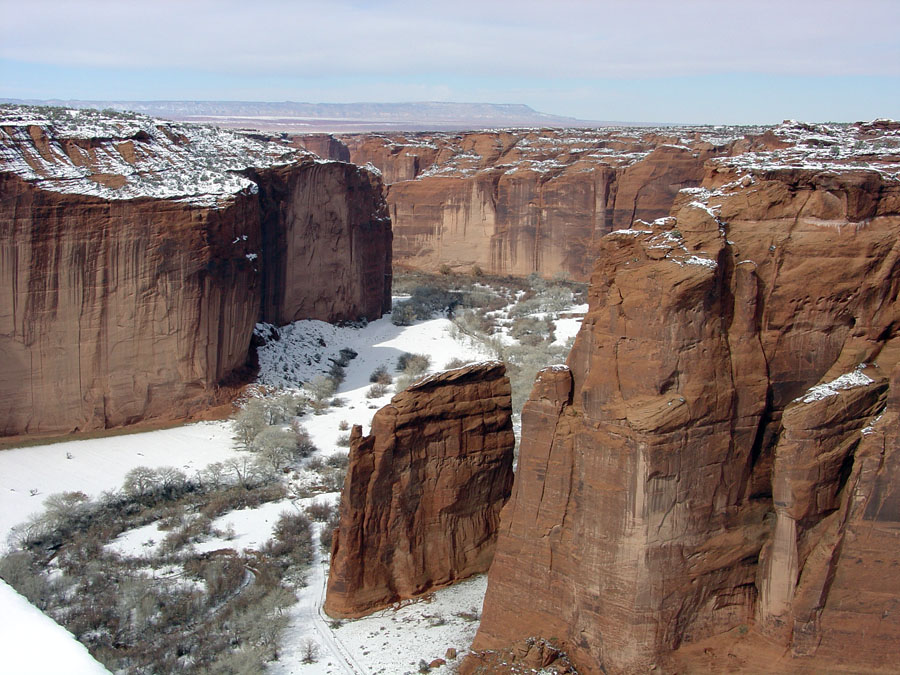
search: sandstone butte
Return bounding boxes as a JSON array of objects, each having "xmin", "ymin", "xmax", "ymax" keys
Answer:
[
  {"xmin": 457, "ymin": 120, "xmax": 900, "ymax": 674},
  {"xmin": 0, "ymin": 105, "xmax": 391, "ymax": 437},
  {"xmin": 325, "ymin": 361, "xmax": 515, "ymax": 618},
  {"xmin": 294, "ymin": 124, "xmax": 793, "ymax": 281}
]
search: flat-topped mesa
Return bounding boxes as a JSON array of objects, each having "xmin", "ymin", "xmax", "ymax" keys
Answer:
[
  {"xmin": 465, "ymin": 128, "xmax": 900, "ymax": 674},
  {"xmin": 324, "ymin": 361, "xmax": 515, "ymax": 619},
  {"xmin": 0, "ymin": 105, "xmax": 391, "ymax": 437}
]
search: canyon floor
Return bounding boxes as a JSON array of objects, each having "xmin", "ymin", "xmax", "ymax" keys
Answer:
[{"xmin": 0, "ymin": 293, "xmax": 584, "ymax": 674}]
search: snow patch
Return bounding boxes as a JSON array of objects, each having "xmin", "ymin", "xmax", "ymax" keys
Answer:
[{"xmin": 796, "ymin": 365, "xmax": 875, "ymax": 404}]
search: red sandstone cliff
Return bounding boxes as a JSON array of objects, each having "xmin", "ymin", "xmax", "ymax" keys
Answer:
[
  {"xmin": 325, "ymin": 362, "xmax": 515, "ymax": 618},
  {"xmin": 0, "ymin": 106, "xmax": 390, "ymax": 437},
  {"xmin": 465, "ymin": 121, "xmax": 900, "ymax": 674},
  {"xmin": 292, "ymin": 128, "xmax": 767, "ymax": 280}
]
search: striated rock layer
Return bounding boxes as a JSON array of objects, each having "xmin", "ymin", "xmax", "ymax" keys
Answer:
[
  {"xmin": 466, "ymin": 121, "xmax": 900, "ymax": 674},
  {"xmin": 294, "ymin": 127, "xmax": 769, "ymax": 280},
  {"xmin": 325, "ymin": 362, "xmax": 515, "ymax": 618},
  {"xmin": 0, "ymin": 106, "xmax": 391, "ymax": 437}
]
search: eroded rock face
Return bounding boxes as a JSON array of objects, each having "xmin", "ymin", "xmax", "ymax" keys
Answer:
[
  {"xmin": 0, "ymin": 106, "xmax": 391, "ymax": 436},
  {"xmin": 305, "ymin": 128, "xmax": 751, "ymax": 280},
  {"xmin": 249, "ymin": 162, "xmax": 391, "ymax": 325},
  {"xmin": 324, "ymin": 362, "xmax": 515, "ymax": 618},
  {"xmin": 468, "ymin": 121, "xmax": 900, "ymax": 674}
]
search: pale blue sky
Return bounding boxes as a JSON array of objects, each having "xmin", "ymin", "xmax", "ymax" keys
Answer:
[{"xmin": 1, "ymin": 0, "xmax": 898, "ymax": 124}]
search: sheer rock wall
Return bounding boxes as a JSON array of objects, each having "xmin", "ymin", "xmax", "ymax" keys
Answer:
[
  {"xmin": 325, "ymin": 362, "xmax": 515, "ymax": 618},
  {"xmin": 464, "ymin": 122, "xmax": 900, "ymax": 673}
]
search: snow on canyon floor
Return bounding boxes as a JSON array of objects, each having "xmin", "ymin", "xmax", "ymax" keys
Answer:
[{"xmin": 0, "ymin": 305, "xmax": 583, "ymax": 674}]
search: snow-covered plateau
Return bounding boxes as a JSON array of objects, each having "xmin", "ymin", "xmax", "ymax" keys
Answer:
[{"xmin": 0, "ymin": 104, "xmax": 312, "ymax": 206}]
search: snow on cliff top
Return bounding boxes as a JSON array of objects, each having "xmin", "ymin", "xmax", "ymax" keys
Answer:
[
  {"xmin": 0, "ymin": 104, "xmax": 313, "ymax": 206},
  {"xmin": 712, "ymin": 119, "xmax": 900, "ymax": 179}
]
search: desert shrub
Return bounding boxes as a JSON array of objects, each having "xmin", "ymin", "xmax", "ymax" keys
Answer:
[
  {"xmin": 328, "ymin": 361, "xmax": 346, "ymax": 385},
  {"xmin": 265, "ymin": 391, "xmax": 306, "ymax": 424},
  {"xmin": 394, "ymin": 373, "xmax": 417, "ymax": 392},
  {"xmin": 338, "ymin": 419, "xmax": 350, "ymax": 431},
  {"xmin": 392, "ymin": 285, "xmax": 462, "ymax": 325},
  {"xmin": 369, "ymin": 365, "xmax": 393, "ymax": 384},
  {"xmin": 318, "ymin": 510, "xmax": 341, "ymax": 551},
  {"xmin": 444, "ymin": 357, "xmax": 473, "ymax": 369},
  {"xmin": 307, "ymin": 374, "xmax": 336, "ymax": 401},
  {"xmin": 0, "ymin": 551, "xmax": 57, "ymax": 609},
  {"xmin": 509, "ymin": 315, "xmax": 555, "ymax": 346},
  {"xmin": 232, "ymin": 398, "xmax": 267, "ymax": 449},
  {"xmin": 366, "ymin": 383, "xmax": 389, "ymax": 399},
  {"xmin": 326, "ymin": 452, "xmax": 349, "ymax": 469},
  {"xmin": 305, "ymin": 456, "xmax": 325, "ymax": 472},
  {"xmin": 397, "ymin": 352, "xmax": 431, "ymax": 376},
  {"xmin": 505, "ymin": 341, "xmax": 572, "ymax": 416},
  {"xmin": 391, "ymin": 302, "xmax": 417, "ymax": 326},
  {"xmin": 330, "ymin": 396, "xmax": 347, "ymax": 408},
  {"xmin": 291, "ymin": 420, "xmax": 317, "ymax": 457},
  {"xmin": 159, "ymin": 515, "xmax": 213, "ymax": 555},
  {"xmin": 261, "ymin": 510, "xmax": 313, "ymax": 576},
  {"xmin": 337, "ymin": 347, "xmax": 358, "ymax": 365},
  {"xmin": 201, "ymin": 554, "xmax": 246, "ymax": 603},
  {"xmin": 301, "ymin": 638, "xmax": 320, "ymax": 663},
  {"xmin": 305, "ymin": 501, "xmax": 336, "ymax": 522},
  {"xmin": 335, "ymin": 433, "xmax": 351, "ymax": 447}
]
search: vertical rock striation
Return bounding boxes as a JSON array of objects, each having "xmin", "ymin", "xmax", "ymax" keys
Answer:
[
  {"xmin": 301, "ymin": 127, "xmax": 763, "ymax": 280},
  {"xmin": 0, "ymin": 106, "xmax": 391, "ymax": 437},
  {"xmin": 325, "ymin": 362, "xmax": 515, "ymax": 618},
  {"xmin": 466, "ymin": 121, "xmax": 900, "ymax": 673}
]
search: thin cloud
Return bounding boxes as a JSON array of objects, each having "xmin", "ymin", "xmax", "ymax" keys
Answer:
[{"xmin": 2, "ymin": 0, "xmax": 898, "ymax": 79}]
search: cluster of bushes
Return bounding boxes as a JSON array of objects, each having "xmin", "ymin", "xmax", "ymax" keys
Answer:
[
  {"xmin": 394, "ymin": 352, "xmax": 432, "ymax": 391},
  {"xmin": 305, "ymin": 452, "xmax": 349, "ymax": 493},
  {"xmin": 392, "ymin": 285, "xmax": 463, "ymax": 325},
  {"xmin": 0, "ymin": 467, "xmax": 312, "ymax": 674},
  {"xmin": 307, "ymin": 347, "xmax": 357, "ymax": 413}
]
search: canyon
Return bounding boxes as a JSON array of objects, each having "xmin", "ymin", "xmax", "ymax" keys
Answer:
[
  {"xmin": 325, "ymin": 361, "xmax": 515, "ymax": 618},
  {"xmin": 460, "ymin": 120, "xmax": 900, "ymax": 673},
  {"xmin": 295, "ymin": 124, "xmax": 787, "ymax": 281},
  {"xmin": 4, "ymin": 101, "xmax": 900, "ymax": 674},
  {"xmin": 0, "ymin": 106, "xmax": 391, "ymax": 437}
]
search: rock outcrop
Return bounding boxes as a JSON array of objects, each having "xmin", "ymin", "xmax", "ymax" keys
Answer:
[
  {"xmin": 465, "ymin": 120, "xmax": 900, "ymax": 673},
  {"xmin": 293, "ymin": 127, "xmax": 778, "ymax": 280},
  {"xmin": 324, "ymin": 362, "xmax": 515, "ymax": 618},
  {"xmin": 0, "ymin": 105, "xmax": 390, "ymax": 437}
]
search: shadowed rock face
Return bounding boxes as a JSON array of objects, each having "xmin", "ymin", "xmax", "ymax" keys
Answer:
[
  {"xmin": 464, "ymin": 122, "xmax": 900, "ymax": 674},
  {"xmin": 0, "ymin": 107, "xmax": 391, "ymax": 437},
  {"xmin": 324, "ymin": 362, "xmax": 515, "ymax": 619}
]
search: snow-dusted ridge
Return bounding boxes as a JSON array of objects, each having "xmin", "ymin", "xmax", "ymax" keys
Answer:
[
  {"xmin": 795, "ymin": 364, "xmax": 875, "ymax": 404},
  {"xmin": 0, "ymin": 104, "xmax": 317, "ymax": 207}
]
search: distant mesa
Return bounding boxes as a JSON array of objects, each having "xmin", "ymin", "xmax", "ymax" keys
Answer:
[{"xmin": 0, "ymin": 98, "xmax": 628, "ymax": 133}]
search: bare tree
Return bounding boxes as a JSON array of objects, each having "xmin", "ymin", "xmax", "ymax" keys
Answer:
[{"xmin": 301, "ymin": 638, "xmax": 319, "ymax": 663}]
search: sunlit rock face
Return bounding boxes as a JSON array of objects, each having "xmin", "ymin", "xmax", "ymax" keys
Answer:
[
  {"xmin": 299, "ymin": 126, "xmax": 768, "ymax": 281},
  {"xmin": 463, "ymin": 120, "xmax": 900, "ymax": 674},
  {"xmin": 325, "ymin": 361, "xmax": 515, "ymax": 619},
  {"xmin": 0, "ymin": 106, "xmax": 391, "ymax": 436}
]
